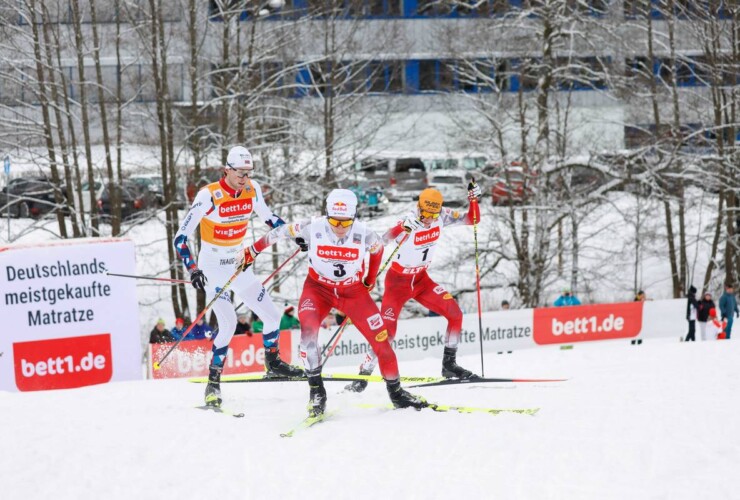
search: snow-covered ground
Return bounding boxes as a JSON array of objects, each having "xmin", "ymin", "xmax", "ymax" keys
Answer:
[{"xmin": 2, "ymin": 338, "xmax": 739, "ymax": 499}]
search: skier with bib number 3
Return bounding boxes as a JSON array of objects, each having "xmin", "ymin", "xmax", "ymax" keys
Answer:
[
  {"xmin": 174, "ymin": 146, "xmax": 304, "ymax": 408},
  {"xmin": 242, "ymin": 189, "xmax": 428, "ymax": 417},
  {"xmin": 346, "ymin": 182, "xmax": 482, "ymax": 393}
]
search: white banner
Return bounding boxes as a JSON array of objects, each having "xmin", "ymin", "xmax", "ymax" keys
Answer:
[
  {"xmin": 290, "ymin": 299, "xmax": 686, "ymax": 368},
  {"xmin": 0, "ymin": 238, "xmax": 141, "ymax": 392}
]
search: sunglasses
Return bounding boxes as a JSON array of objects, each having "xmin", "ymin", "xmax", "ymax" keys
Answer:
[
  {"xmin": 327, "ymin": 217, "xmax": 354, "ymax": 228},
  {"xmin": 419, "ymin": 210, "xmax": 440, "ymax": 219},
  {"xmin": 228, "ymin": 167, "xmax": 252, "ymax": 179}
]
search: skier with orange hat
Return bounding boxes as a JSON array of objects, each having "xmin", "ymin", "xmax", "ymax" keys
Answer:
[{"xmin": 346, "ymin": 181, "xmax": 483, "ymax": 392}]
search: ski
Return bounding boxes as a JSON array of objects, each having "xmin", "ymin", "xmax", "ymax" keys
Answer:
[
  {"xmin": 407, "ymin": 377, "xmax": 567, "ymax": 388},
  {"xmin": 280, "ymin": 410, "xmax": 337, "ymax": 438},
  {"xmin": 355, "ymin": 402, "xmax": 539, "ymax": 416},
  {"xmin": 190, "ymin": 374, "xmax": 357, "ymax": 384},
  {"xmin": 189, "ymin": 373, "xmax": 564, "ymax": 385},
  {"xmin": 189, "ymin": 374, "xmax": 308, "ymax": 384},
  {"xmin": 428, "ymin": 404, "xmax": 539, "ymax": 416},
  {"xmin": 195, "ymin": 405, "xmax": 245, "ymax": 418}
]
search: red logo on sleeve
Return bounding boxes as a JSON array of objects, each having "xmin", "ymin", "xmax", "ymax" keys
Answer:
[
  {"xmin": 316, "ymin": 246, "xmax": 359, "ymax": 261},
  {"xmin": 414, "ymin": 228, "xmax": 440, "ymax": 245},
  {"xmin": 13, "ymin": 334, "xmax": 113, "ymax": 391},
  {"xmin": 533, "ymin": 302, "xmax": 643, "ymax": 345}
]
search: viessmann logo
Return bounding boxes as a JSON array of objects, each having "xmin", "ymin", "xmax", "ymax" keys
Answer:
[
  {"xmin": 414, "ymin": 228, "xmax": 440, "ymax": 245},
  {"xmin": 219, "ymin": 199, "xmax": 252, "ymax": 217},
  {"xmin": 316, "ymin": 246, "xmax": 359, "ymax": 261},
  {"xmin": 213, "ymin": 224, "xmax": 248, "ymax": 240},
  {"xmin": 13, "ymin": 333, "xmax": 113, "ymax": 391},
  {"xmin": 533, "ymin": 302, "xmax": 644, "ymax": 345}
]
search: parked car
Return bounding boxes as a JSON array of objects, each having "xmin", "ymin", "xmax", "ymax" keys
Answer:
[
  {"xmin": 78, "ymin": 179, "xmax": 105, "ymax": 216},
  {"xmin": 490, "ymin": 161, "xmax": 536, "ymax": 205},
  {"xmin": 130, "ymin": 173, "xmax": 187, "ymax": 209},
  {"xmin": 427, "ymin": 169, "xmax": 471, "ymax": 207},
  {"xmin": 356, "ymin": 158, "xmax": 391, "ymax": 189},
  {"xmin": 0, "ymin": 177, "xmax": 66, "ymax": 218},
  {"xmin": 386, "ymin": 157, "xmax": 427, "ymax": 201},
  {"xmin": 97, "ymin": 180, "xmax": 157, "ymax": 222},
  {"xmin": 129, "ymin": 174, "xmax": 164, "ymax": 206}
]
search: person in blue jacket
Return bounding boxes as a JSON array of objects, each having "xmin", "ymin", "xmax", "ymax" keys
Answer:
[
  {"xmin": 191, "ymin": 316, "xmax": 214, "ymax": 340},
  {"xmin": 170, "ymin": 318, "xmax": 187, "ymax": 340},
  {"xmin": 719, "ymin": 283, "xmax": 739, "ymax": 339},
  {"xmin": 554, "ymin": 288, "xmax": 581, "ymax": 307}
]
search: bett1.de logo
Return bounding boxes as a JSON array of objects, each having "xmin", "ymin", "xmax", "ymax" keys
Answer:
[
  {"xmin": 532, "ymin": 302, "xmax": 644, "ymax": 345},
  {"xmin": 13, "ymin": 334, "xmax": 113, "ymax": 391}
]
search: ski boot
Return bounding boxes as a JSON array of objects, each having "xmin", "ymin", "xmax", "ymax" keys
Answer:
[
  {"xmin": 344, "ymin": 368, "xmax": 373, "ymax": 393},
  {"xmin": 265, "ymin": 347, "xmax": 305, "ymax": 378},
  {"xmin": 307, "ymin": 375, "xmax": 327, "ymax": 417},
  {"xmin": 386, "ymin": 379, "xmax": 428, "ymax": 409},
  {"xmin": 441, "ymin": 346, "xmax": 477, "ymax": 379},
  {"xmin": 204, "ymin": 364, "xmax": 223, "ymax": 407}
]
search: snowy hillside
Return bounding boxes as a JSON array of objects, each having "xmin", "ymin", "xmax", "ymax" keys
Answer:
[{"xmin": 2, "ymin": 338, "xmax": 738, "ymax": 500}]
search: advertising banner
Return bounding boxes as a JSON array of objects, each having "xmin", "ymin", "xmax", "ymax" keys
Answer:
[
  {"xmin": 149, "ymin": 331, "xmax": 293, "ymax": 379},
  {"xmin": 0, "ymin": 238, "xmax": 141, "ymax": 392},
  {"xmin": 307, "ymin": 299, "xmax": 685, "ymax": 367}
]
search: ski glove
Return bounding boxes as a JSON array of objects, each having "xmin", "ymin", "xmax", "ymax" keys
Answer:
[
  {"xmin": 190, "ymin": 269, "xmax": 207, "ymax": 291},
  {"xmin": 295, "ymin": 237, "xmax": 309, "ymax": 252},
  {"xmin": 363, "ymin": 278, "xmax": 376, "ymax": 292},
  {"xmin": 467, "ymin": 181, "xmax": 482, "ymax": 201},
  {"xmin": 242, "ymin": 245, "xmax": 259, "ymax": 270},
  {"xmin": 402, "ymin": 215, "xmax": 424, "ymax": 233}
]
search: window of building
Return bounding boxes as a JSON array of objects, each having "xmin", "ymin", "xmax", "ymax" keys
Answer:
[
  {"xmin": 560, "ymin": 56, "xmax": 608, "ymax": 90},
  {"xmin": 367, "ymin": 60, "xmax": 405, "ymax": 93},
  {"xmin": 346, "ymin": 0, "xmax": 403, "ymax": 16},
  {"xmin": 625, "ymin": 56, "xmax": 652, "ymax": 85},
  {"xmin": 515, "ymin": 58, "xmax": 540, "ymax": 91},
  {"xmin": 623, "ymin": 0, "xmax": 650, "ymax": 17},
  {"xmin": 457, "ymin": 0, "xmax": 511, "ymax": 16},
  {"xmin": 416, "ymin": 0, "xmax": 456, "ymax": 16},
  {"xmin": 418, "ymin": 59, "xmax": 456, "ymax": 92},
  {"xmin": 521, "ymin": 0, "xmax": 607, "ymax": 15}
]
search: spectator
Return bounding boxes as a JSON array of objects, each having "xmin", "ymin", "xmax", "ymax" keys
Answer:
[
  {"xmin": 707, "ymin": 308, "xmax": 727, "ymax": 340},
  {"xmin": 170, "ymin": 318, "xmax": 187, "ymax": 341},
  {"xmin": 685, "ymin": 286, "xmax": 698, "ymax": 342},
  {"xmin": 719, "ymin": 283, "xmax": 738, "ymax": 340},
  {"xmin": 251, "ymin": 313, "xmax": 264, "ymax": 334},
  {"xmin": 635, "ymin": 290, "xmax": 646, "ymax": 302},
  {"xmin": 191, "ymin": 316, "xmax": 214, "ymax": 340},
  {"xmin": 697, "ymin": 291, "xmax": 716, "ymax": 341},
  {"xmin": 149, "ymin": 318, "xmax": 174, "ymax": 344},
  {"xmin": 501, "ymin": 300, "xmax": 510, "ymax": 310},
  {"xmin": 280, "ymin": 305, "xmax": 301, "ymax": 330},
  {"xmin": 366, "ymin": 187, "xmax": 382, "ymax": 218},
  {"xmin": 554, "ymin": 288, "xmax": 581, "ymax": 307},
  {"xmin": 234, "ymin": 313, "xmax": 252, "ymax": 336}
]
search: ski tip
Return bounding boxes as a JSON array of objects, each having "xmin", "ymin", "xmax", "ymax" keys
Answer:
[{"xmin": 153, "ymin": 362, "xmax": 161, "ymax": 371}]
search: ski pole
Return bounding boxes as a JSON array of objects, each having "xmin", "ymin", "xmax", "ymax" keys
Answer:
[
  {"xmin": 469, "ymin": 179, "xmax": 485, "ymax": 377},
  {"xmin": 232, "ymin": 248, "xmax": 301, "ymax": 313},
  {"xmin": 153, "ymin": 266, "xmax": 244, "ymax": 370},
  {"xmin": 105, "ymin": 271, "xmax": 190, "ymax": 284},
  {"xmin": 154, "ymin": 248, "xmax": 299, "ymax": 369},
  {"xmin": 319, "ymin": 233, "xmax": 409, "ymax": 368}
]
